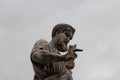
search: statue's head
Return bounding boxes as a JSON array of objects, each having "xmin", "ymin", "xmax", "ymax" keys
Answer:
[{"xmin": 51, "ymin": 23, "xmax": 75, "ymax": 52}]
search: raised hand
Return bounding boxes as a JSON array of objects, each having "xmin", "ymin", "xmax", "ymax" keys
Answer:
[{"xmin": 65, "ymin": 44, "xmax": 83, "ymax": 69}]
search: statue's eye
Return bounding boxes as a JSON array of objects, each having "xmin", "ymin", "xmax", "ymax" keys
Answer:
[
  {"xmin": 65, "ymin": 32, "xmax": 72, "ymax": 39},
  {"xmin": 65, "ymin": 32, "xmax": 70, "ymax": 37}
]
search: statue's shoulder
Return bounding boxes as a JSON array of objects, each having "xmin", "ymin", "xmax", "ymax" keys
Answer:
[
  {"xmin": 35, "ymin": 39, "xmax": 49, "ymax": 49},
  {"xmin": 35, "ymin": 39, "xmax": 49, "ymax": 46}
]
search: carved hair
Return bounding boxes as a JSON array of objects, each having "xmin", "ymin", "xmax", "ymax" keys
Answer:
[{"xmin": 52, "ymin": 23, "xmax": 75, "ymax": 39}]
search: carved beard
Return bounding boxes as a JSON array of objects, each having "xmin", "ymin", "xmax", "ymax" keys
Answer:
[
  {"xmin": 53, "ymin": 33, "xmax": 70, "ymax": 52},
  {"xmin": 55, "ymin": 40, "xmax": 68, "ymax": 52},
  {"xmin": 53, "ymin": 34, "xmax": 69, "ymax": 52}
]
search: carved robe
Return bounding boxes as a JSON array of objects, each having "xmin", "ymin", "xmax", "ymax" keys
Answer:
[{"xmin": 31, "ymin": 39, "xmax": 73, "ymax": 80}]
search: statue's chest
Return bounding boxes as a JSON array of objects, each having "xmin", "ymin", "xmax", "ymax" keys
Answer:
[{"xmin": 43, "ymin": 44, "xmax": 66, "ymax": 74}]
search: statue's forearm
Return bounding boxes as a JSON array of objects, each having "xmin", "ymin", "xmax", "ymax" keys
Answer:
[{"xmin": 31, "ymin": 50, "xmax": 66, "ymax": 64}]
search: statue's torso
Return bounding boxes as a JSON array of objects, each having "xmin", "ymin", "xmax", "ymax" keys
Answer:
[{"xmin": 31, "ymin": 39, "xmax": 72, "ymax": 80}]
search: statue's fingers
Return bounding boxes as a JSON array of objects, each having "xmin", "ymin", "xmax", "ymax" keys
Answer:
[{"xmin": 73, "ymin": 49, "xmax": 83, "ymax": 52}]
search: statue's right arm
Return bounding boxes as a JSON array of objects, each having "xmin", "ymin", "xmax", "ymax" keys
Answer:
[{"xmin": 31, "ymin": 41, "xmax": 66, "ymax": 64}]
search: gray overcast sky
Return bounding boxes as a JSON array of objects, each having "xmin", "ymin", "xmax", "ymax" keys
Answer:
[{"xmin": 0, "ymin": 0, "xmax": 120, "ymax": 80}]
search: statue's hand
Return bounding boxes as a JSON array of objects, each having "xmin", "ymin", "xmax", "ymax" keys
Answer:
[
  {"xmin": 65, "ymin": 44, "xmax": 83, "ymax": 69},
  {"xmin": 64, "ymin": 50, "xmax": 77, "ymax": 61},
  {"xmin": 68, "ymin": 44, "xmax": 83, "ymax": 53},
  {"xmin": 65, "ymin": 60, "xmax": 75, "ymax": 69}
]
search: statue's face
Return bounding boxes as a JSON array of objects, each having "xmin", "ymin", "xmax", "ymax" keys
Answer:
[{"xmin": 53, "ymin": 32, "xmax": 73, "ymax": 52}]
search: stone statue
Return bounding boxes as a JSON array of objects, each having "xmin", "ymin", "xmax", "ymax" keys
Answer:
[{"xmin": 30, "ymin": 23, "xmax": 83, "ymax": 80}]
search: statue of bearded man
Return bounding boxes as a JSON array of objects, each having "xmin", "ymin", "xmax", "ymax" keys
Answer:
[{"xmin": 30, "ymin": 23, "xmax": 83, "ymax": 80}]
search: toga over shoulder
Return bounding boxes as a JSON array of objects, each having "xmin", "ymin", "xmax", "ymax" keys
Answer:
[{"xmin": 30, "ymin": 39, "xmax": 49, "ymax": 64}]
